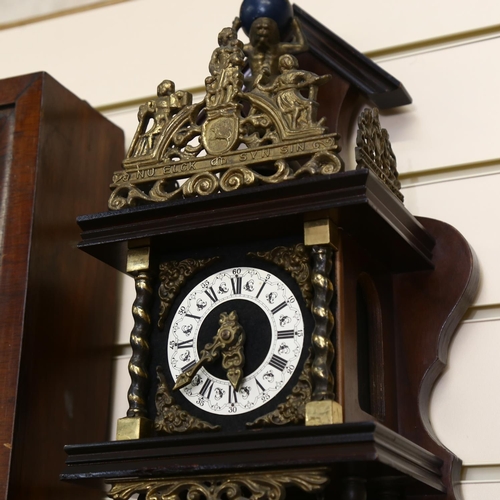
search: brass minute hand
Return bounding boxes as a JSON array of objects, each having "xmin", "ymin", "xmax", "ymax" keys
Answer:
[{"xmin": 173, "ymin": 310, "xmax": 245, "ymax": 391}]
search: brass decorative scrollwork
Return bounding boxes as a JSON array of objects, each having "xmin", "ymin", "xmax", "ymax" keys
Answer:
[
  {"xmin": 155, "ymin": 367, "xmax": 220, "ymax": 434},
  {"xmin": 108, "ymin": 22, "xmax": 343, "ymax": 209},
  {"xmin": 107, "ymin": 468, "xmax": 329, "ymax": 500},
  {"xmin": 158, "ymin": 257, "xmax": 218, "ymax": 329},
  {"xmin": 249, "ymin": 243, "xmax": 313, "ymax": 308},
  {"xmin": 247, "ymin": 354, "xmax": 312, "ymax": 427},
  {"xmin": 355, "ymin": 107, "xmax": 403, "ymax": 202}
]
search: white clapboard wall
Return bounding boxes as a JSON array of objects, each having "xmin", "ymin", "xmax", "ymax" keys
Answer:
[{"xmin": 2, "ymin": 1, "xmax": 500, "ymax": 498}]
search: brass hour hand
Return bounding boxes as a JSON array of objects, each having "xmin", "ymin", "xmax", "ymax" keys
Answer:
[
  {"xmin": 172, "ymin": 357, "xmax": 208, "ymax": 390},
  {"xmin": 173, "ymin": 310, "xmax": 246, "ymax": 391},
  {"xmin": 219, "ymin": 311, "xmax": 246, "ymax": 391}
]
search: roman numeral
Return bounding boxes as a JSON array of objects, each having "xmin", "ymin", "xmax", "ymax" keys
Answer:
[
  {"xmin": 177, "ymin": 339, "xmax": 194, "ymax": 349},
  {"xmin": 271, "ymin": 302, "xmax": 287, "ymax": 315},
  {"xmin": 185, "ymin": 313, "xmax": 201, "ymax": 320},
  {"xmin": 228, "ymin": 385, "xmax": 238, "ymax": 404},
  {"xmin": 256, "ymin": 281, "xmax": 266, "ymax": 298},
  {"xmin": 231, "ymin": 276, "xmax": 242, "ymax": 295},
  {"xmin": 199, "ymin": 378, "xmax": 214, "ymax": 399},
  {"xmin": 269, "ymin": 354, "xmax": 287, "ymax": 372},
  {"xmin": 205, "ymin": 287, "xmax": 218, "ymax": 303},
  {"xmin": 277, "ymin": 330, "xmax": 295, "ymax": 339},
  {"xmin": 181, "ymin": 360, "xmax": 196, "ymax": 373}
]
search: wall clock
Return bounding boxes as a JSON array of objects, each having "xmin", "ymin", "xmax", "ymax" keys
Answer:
[{"xmin": 61, "ymin": 2, "xmax": 478, "ymax": 500}]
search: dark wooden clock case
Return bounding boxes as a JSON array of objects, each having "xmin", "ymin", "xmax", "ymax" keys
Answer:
[
  {"xmin": 62, "ymin": 170, "xmax": 477, "ymax": 500},
  {"xmin": 61, "ymin": 8, "xmax": 476, "ymax": 499}
]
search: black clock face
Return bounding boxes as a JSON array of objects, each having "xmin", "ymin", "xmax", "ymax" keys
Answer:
[{"xmin": 167, "ymin": 266, "xmax": 305, "ymax": 416}]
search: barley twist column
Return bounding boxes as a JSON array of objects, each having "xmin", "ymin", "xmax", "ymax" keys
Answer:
[
  {"xmin": 127, "ymin": 271, "xmax": 153, "ymax": 418},
  {"xmin": 304, "ymin": 218, "xmax": 343, "ymax": 425},
  {"xmin": 116, "ymin": 245, "xmax": 154, "ymax": 440},
  {"xmin": 310, "ymin": 245, "xmax": 335, "ymax": 401}
]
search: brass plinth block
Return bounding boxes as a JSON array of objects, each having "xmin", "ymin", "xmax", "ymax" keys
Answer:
[
  {"xmin": 116, "ymin": 416, "xmax": 152, "ymax": 440},
  {"xmin": 305, "ymin": 400, "xmax": 343, "ymax": 426},
  {"xmin": 127, "ymin": 247, "xmax": 151, "ymax": 273},
  {"xmin": 304, "ymin": 219, "xmax": 339, "ymax": 249}
]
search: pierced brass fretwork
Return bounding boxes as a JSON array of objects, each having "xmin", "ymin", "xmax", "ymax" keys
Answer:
[{"xmin": 107, "ymin": 468, "xmax": 329, "ymax": 500}]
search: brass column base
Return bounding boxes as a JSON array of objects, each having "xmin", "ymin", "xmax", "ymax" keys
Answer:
[
  {"xmin": 305, "ymin": 400, "xmax": 343, "ymax": 426},
  {"xmin": 116, "ymin": 416, "xmax": 152, "ymax": 440}
]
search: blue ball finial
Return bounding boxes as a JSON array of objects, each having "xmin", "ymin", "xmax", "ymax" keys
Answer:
[{"xmin": 239, "ymin": 0, "xmax": 293, "ymax": 37}]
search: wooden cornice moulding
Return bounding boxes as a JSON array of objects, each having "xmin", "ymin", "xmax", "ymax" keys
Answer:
[
  {"xmin": 293, "ymin": 4, "xmax": 412, "ymax": 109},
  {"xmin": 77, "ymin": 170, "xmax": 434, "ymax": 274}
]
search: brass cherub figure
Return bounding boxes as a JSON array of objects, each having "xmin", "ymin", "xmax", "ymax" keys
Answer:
[
  {"xmin": 233, "ymin": 15, "xmax": 308, "ymax": 88},
  {"xmin": 255, "ymin": 54, "xmax": 331, "ymax": 130}
]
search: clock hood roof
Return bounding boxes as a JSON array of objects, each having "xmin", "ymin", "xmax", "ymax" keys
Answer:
[{"xmin": 294, "ymin": 4, "xmax": 412, "ymax": 108}]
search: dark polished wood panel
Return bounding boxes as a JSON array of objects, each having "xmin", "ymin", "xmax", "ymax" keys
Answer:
[
  {"xmin": 0, "ymin": 72, "xmax": 124, "ymax": 500},
  {"xmin": 62, "ymin": 422, "xmax": 444, "ymax": 496}
]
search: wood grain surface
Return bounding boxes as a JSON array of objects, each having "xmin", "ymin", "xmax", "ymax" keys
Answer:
[{"xmin": 0, "ymin": 72, "xmax": 124, "ymax": 499}]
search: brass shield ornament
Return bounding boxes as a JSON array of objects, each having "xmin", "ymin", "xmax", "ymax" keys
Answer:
[{"xmin": 202, "ymin": 114, "xmax": 239, "ymax": 155}]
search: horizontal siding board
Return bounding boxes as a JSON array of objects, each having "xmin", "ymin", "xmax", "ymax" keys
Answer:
[
  {"xmin": 402, "ymin": 173, "xmax": 500, "ymax": 307},
  {"xmin": 377, "ymin": 37, "xmax": 500, "ymax": 175},
  {"xmin": 109, "ymin": 354, "xmax": 131, "ymax": 439},
  {"xmin": 0, "ymin": 0, "xmax": 233, "ymax": 107},
  {"xmin": 461, "ymin": 483, "xmax": 500, "ymax": 500},
  {"xmin": 2, "ymin": 0, "xmax": 500, "ymax": 106},
  {"xmin": 115, "ymin": 273, "xmax": 135, "ymax": 345},
  {"xmin": 430, "ymin": 318, "xmax": 500, "ymax": 464},
  {"xmin": 1, "ymin": 0, "xmax": 106, "ymax": 25},
  {"xmin": 301, "ymin": 0, "xmax": 500, "ymax": 54}
]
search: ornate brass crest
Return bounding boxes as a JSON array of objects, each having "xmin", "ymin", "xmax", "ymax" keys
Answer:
[
  {"xmin": 202, "ymin": 113, "xmax": 240, "ymax": 155},
  {"xmin": 355, "ymin": 107, "xmax": 403, "ymax": 202},
  {"xmin": 109, "ymin": 20, "xmax": 343, "ymax": 210}
]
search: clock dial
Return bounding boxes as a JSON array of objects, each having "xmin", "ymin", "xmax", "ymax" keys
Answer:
[{"xmin": 167, "ymin": 266, "xmax": 305, "ymax": 416}]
